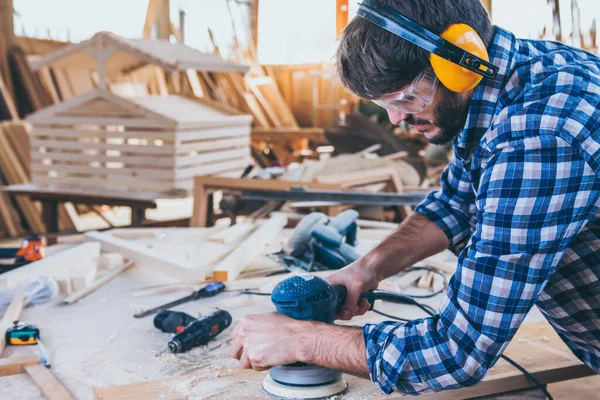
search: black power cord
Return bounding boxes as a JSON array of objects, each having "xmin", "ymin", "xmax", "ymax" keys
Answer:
[{"xmin": 372, "ymin": 279, "xmax": 553, "ymax": 400}]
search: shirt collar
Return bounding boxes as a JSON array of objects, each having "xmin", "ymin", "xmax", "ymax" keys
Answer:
[{"xmin": 455, "ymin": 26, "xmax": 519, "ymax": 155}]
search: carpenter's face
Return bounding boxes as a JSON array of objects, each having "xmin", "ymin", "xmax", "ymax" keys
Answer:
[{"xmin": 386, "ymin": 85, "xmax": 473, "ymax": 145}]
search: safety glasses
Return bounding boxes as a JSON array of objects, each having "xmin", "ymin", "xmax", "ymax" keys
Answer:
[{"xmin": 372, "ymin": 69, "xmax": 439, "ymax": 114}]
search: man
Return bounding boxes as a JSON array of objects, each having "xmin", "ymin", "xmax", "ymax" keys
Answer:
[{"xmin": 231, "ymin": 0, "xmax": 600, "ymax": 394}]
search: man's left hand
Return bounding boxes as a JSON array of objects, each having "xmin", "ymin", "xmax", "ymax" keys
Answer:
[{"xmin": 230, "ymin": 312, "xmax": 314, "ymax": 371}]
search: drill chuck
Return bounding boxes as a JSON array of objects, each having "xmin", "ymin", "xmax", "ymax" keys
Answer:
[{"xmin": 167, "ymin": 310, "xmax": 232, "ymax": 353}]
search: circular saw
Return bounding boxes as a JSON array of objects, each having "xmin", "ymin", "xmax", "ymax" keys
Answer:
[{"xmin": 269, "ymin": 210, "xmax": 362, "ymax": 272}]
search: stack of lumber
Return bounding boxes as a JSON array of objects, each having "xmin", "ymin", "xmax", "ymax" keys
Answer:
[{"xmin": 0, "ymin": 121, "xmax": 76, "ymax": 238}]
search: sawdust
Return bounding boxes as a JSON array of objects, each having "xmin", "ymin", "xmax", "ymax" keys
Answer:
[{"xmin": 159, "ymin": 368, "xmax": 247, "ymax": 399}]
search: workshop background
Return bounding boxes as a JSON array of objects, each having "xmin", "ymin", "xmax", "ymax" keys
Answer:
[{"xmin": 0, "ymin": 1, "xmax": 599, "ymax": 399}]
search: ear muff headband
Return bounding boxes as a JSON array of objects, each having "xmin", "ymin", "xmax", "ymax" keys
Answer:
[{"xmin": 356, "ymin": 0, "xmax": 498, "ymax": 92}]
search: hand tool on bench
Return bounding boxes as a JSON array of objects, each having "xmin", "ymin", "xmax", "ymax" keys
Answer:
[
  {"xmin": 153, "ymin": 310, "xmax": 197, "ymax": 334},
  {"xmin": 6, "ymin": 322, "xmax": 51, "ymax": 367},
  {"xmin": 0, "ymin": 235, "xmax": 45, "ymax": 272},
  {"xmin": 268, "ymin": 210, "xmax": 362, "ymax": 272},
  {"xmin": 134, "ymin": 282, "xmax": 226, "ymax": 318}
]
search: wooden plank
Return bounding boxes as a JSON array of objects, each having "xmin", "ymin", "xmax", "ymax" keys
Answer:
[
  {"xmin": 208, "ymin": 222, "xmax": 256, "ymax": 244},
  {"xmin": 30, "ymin": 138, "xmax": 175, "ymax": 155},
  {"xmin": 84, "ymin": 231, "xmax": 206, "ymax": 282},
  {"xmin": 24, "ymin": 364, "xmax": 75, "ymax": 400},
  {"xmin": 336, "ymin": 0, "xmax": 349, "ymax": 37},
  {"xmin": 251, "ymin": 127, "xmax": 325, "ymax": 142},
  {"xmin": 176, "ymin": 136, "xmax": 249, "ymax": 154},
  {"xmin": 32, "ymin": 151, "xmax": 176, "ymax": 168},
  {"xmin": 193, "ymin": 176, "xmax": 341, "ymax": 192},
  {"xmin": 0, "ymin": 190, "xmax": 20, "ymax": 236},
  {"xmin": 417, "ymin": 270, "xmax": 434, "ymax": 289},
  {"xmin": 0, "ymin": 242, "xmax": 101, "ymax": 289},
  {"xmin": 316, "ymin": 167, "xmax": 396, "ymax": 188},
  {"xmin": 212, "ymin": 215, "xmax": 287, "ymax": 282},
  {"xmin": 62, "ymin": 261, "xmax": 135, "ymax": 304},
  {"xmin": 0, "ymin": 126, "xmax": 45, "ymax": 233},
  {"xmin": 247, "ymin": 78, "xmax": 282, "ymax": 127},
  {"xmin": 0, "ymin": 71, "xmax": 18, "ymax": 119},
  {"xmin": 32, "ymin": 127, "xmax": 175, "ymax": 141},
  {"xmin": 0, "ymin": 358, "xmax": 40, "ymax": 377},
  {"xmin": 37, "ymin": 66, "xmax": 60, "ymax": 104},
  {"xmin": 30, "ymin": 174, "xmax": 179, "ymax": 193},
  {"xmin": 243, "ymin": 92, "xmax": 271, "ymax": 128},
  {"xmin": 0, "ymin": 296, "xmax": 26, "ymax": 356},
  {"xmin": 175, "ymin": 148, "xmax": 249, "ymax": 168},
  {"xmin": 175, "ymin": 158, "xmax": 250, "ymax": 180},
  {"xmin": 31, "ymin": 163, "xmax": 176, "ymax": 180}
]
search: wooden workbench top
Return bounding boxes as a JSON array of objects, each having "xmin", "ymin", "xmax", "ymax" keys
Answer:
[{"xmin": 0, "ymin": 228, "xmax": 594, "ymax": 399}]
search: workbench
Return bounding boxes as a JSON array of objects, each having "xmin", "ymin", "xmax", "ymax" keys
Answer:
[
  {"xmin": 0, "ymin": 226, "xmax": 594, "ymax": 400},
  {"xmin": 0, "ymin": 184, "xmax": 187, "ymax": 241}
]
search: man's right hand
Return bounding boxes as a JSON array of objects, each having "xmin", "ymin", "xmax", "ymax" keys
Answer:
[{"xmin": 327, "ymin": 259, "xmax": 379, "ymax": 320}]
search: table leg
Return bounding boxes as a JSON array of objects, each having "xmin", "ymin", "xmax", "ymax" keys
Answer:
[
  {"xmin": 41, "ymin": 200, "xmax": 59, "ymax": 245},
  {"xmin": 131, "ymin": 208, "xmax": 145, "ymax": 227}
]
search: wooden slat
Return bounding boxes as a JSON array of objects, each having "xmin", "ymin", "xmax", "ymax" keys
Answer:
[
  {"xmin": 32, "ymin": 127, "xmax": 175, "ymax": 141},
  {"xmin": 24, "ymin": 364, "xmax": 75, "ymax": 400},
  {"xmin": 0, "ymin": 358, "xmax": 40, "ymax": 377},
  {"xmin": 0, "ymin": 190, "xmax": 20, "ymax": 236},
  {"xmin": 0, "ymin": 71, "xmax": 18, "ymax": 119},
  {"xmin": 208, "ymin": 222, "xmax": 256, "ymax": 244},
  {"xmin": 31, "ymin": 138, "xmax": 175, "ymax": 155},
  {"xmin": 212, "ymin": 215, "xmax": 287, "ymax": 282},
  {"xmin": 31, "ymin": 151, "xmax": 176, "ymax": 168},
  {"xmin": 62, "ymin": 261, "xmax": 135, "ymax": 304},
  {"xmin": 0, "ymin": 296, "xmax": 26, "ymax": 356},
  {"xmin": 84, "ymin": 231, "xmax": 206, "ymax": 282},
  {"xmin": 0, "ymin": 126, "xmax": 45, "ymax": 233}
]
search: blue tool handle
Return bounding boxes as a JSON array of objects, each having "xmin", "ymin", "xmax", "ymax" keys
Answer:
[
  {"xmin": 196, "ymin": 282, "xmax": 226, "ymax": 298},
  {"xmin": 333, "ymin": 285, "xmax": 375, "ymax": 315}
]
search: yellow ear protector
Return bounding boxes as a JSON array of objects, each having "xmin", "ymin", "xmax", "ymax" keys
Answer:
[{"xmin": 356, "ymin": 0, "xmax": 498, "ymax": 92}]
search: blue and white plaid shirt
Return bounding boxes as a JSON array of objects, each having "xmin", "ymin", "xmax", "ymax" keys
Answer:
[{"xmin": 363, "ymin": 26, "xmax": 600, "ymax": 394}]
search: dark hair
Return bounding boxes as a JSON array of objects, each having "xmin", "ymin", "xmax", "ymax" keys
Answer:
[{"xmin": 336, "ymin": 0, "xmax": 494, "ymax": 99}]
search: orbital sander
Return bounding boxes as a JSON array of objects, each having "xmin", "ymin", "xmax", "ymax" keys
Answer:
[
  {"xmin": 262, "ymin": 273, "xmax": 423, "ymax": 399},
  {"xmin": 262, "ymin": 274, "xmax": 351, "ymax": 399}
]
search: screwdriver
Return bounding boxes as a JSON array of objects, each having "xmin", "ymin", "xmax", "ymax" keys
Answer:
[{"xmin": 134, "ymin": 282, "xmax": 226, "ymax": 318}]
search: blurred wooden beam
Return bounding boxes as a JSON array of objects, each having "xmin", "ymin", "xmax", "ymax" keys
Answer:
[
  {"xmin": 481, "ymin": 0, "xmax": 492, "ymax": 16},
  {"xmin": 0, "ymin": 0, "xmax": 14, "ymax": 46},
  {"xmin": 250, "ymin": 0, "xmax": 259, "ymax": 53},
  {"xmin": 336, "ymin": 0, "xmax": 349, "ymax": 37},
  {"xmin": 142, "ymin": 0, "xmax": 159, "ymax": 39},
  {"xmin": 157, "ymin": 0, "xmax": 171, "ymax": 40}
]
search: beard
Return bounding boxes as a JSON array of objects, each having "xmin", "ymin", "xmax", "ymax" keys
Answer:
[{"xmin": 405, "ymin": 87, "xmax": 471, "ymax": 145}]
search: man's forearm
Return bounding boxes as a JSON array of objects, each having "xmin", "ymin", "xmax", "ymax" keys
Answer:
[
  {"xmin": 297, "ymin": 321, "xmax": 369, "ymax": 378},
  {"xmin": 364, "ymin": 212, "xmax": 449, "ymax": 281}
]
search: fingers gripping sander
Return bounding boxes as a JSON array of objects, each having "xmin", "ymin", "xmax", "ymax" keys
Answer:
[{"xmin": 262, "ymin": 274, "xmax": 349, "ymax": 399}]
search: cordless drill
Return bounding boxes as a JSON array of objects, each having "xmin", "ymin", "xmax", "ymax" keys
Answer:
[
  {"xmin": 167, "ymin": 310, "xmax": 232, "ymax": 353},
  {"xmin": 153, "ymin": 310, "xmax": 197, "ymax": 334}
]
